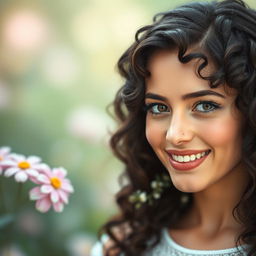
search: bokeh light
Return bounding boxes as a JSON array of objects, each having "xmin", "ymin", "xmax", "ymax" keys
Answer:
[{"xmin": 2, "ymin": 9, "xmax": 49, "ymax": 53}]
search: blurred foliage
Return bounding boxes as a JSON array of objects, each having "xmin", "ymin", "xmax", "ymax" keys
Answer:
[{"xmin": 0, "ymin": 0, "xmax": 255, "ymax": 255}]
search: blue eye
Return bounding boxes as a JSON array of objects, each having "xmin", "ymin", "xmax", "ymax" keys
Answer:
[
  {"xmin": 193, "ymin": 101, "xmax": 221, "ymax": 113},
  {"xmin": 144, "ymin": 103, "xmax": 169, "ymax": 115}
]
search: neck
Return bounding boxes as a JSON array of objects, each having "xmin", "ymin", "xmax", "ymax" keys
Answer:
[{"xmin": 185, "ymin": 162, "xmax": 249, "ymax": 235}]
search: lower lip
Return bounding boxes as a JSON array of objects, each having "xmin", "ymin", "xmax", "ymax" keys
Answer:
[{"xmin": 168, "ymin": 152, "xmax": 210, "ymax": 171}]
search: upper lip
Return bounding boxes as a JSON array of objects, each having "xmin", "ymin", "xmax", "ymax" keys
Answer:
[{"xmin": 165, "ymin": 149, "xmax": 210, "ymax": 156}]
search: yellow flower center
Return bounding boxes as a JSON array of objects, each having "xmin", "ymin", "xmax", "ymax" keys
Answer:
[
  {"xmin": 0, "ymin": 155, "xmax": 3, "ymax": 161},
  {"xmin": 50, "ymin": 177, "xmax": 62, "ymax": 189},
  {"xmin": 18, "ymin": 161, "xmax": 31, "ymax": 169}
]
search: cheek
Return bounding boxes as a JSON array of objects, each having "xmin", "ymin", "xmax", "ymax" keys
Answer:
[
  {"xmin": 198, "ymin": 115, "xmax": 242, "ymax": 152},
  {"xmin": 145, "ymin": 118, "xmax": 165, "ymax": 148},
  {"xmin": 145, "ymin": 120, "xmax": 157, "ymax": 148}
]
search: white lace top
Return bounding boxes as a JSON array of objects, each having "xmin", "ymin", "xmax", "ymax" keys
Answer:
[{"xmin": 90, "ymin": 229, "xmax": 249, "ymax": 256}]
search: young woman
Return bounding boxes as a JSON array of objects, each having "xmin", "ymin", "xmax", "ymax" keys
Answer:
[{"xmin": 91, "ymin": 0, "xmax": 256, "ymax": 255}]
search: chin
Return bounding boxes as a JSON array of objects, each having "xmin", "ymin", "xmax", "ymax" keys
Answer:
[{"xmin": 172, "ymin": 180, "xmax": 206, "ymax": 193}]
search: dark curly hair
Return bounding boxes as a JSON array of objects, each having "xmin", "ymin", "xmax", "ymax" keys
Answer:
[{"xmin": 100, "ymin": 0, "xmax": 256, "ymax": 255}]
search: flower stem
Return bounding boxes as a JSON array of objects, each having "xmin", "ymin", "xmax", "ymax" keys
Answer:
[
  {"xmin": 0, "ymin": 177, "xmax": 6, "ymax": 213},
  {"xmin": 16, "ymin": 183, "xmax": 23, "ymax": 210}
]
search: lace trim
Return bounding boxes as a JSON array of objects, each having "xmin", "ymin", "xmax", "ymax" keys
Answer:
[{"xmin": 145, "ymin": 229, "xmax": 248, "ymax": 256}]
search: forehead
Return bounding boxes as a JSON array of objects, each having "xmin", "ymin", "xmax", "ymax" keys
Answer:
[{"xmin": 145, "ymin": 49, "xmax": 235, "ymax": 97}]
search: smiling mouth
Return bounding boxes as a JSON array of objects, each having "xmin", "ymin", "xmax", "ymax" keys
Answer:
[
  {"xmin": 167, "ymin": 150, "xmax": 211, "ymax": 171},
  {"xmin": 170, "ymin": 150, "xmax": 211, "ymax": 163}
]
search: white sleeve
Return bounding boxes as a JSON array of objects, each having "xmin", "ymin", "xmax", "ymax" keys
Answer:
[
  {"xmin": 90, "ymin": 241, "xmax": 104, "ymax": 256},
  {"xmin": 90, "ymin": 234, "xmax": 109, "ymax": 256}
]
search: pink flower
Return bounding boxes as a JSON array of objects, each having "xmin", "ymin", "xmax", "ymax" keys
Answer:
[
  {"xmin": 3, "ymin": 154, "xmax": 45, "ymax": 182},
  {"xmin": 0, "ymin": 146, "xmax": 11, "ymax": 174},
  {"xmin": 29, "ymin": 167, "xmax": 74, "ymax": 213}
]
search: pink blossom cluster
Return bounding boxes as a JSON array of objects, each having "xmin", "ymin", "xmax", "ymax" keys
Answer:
[{"xmin": 0, "ymin": 146, "xmax": 74, "ymax": 213}]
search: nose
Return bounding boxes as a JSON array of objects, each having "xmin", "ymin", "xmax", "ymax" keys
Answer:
[{"xmin": 166, "ymin": 113, "xmax": 194, "ymax": 146}]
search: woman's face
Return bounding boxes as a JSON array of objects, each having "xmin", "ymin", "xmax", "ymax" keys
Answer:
[{"xmin": 145, "ymin": 50, "xmax": 244, "ymax": 193}]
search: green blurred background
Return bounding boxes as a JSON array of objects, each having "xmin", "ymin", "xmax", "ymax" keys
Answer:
[{"xmin": 0, "ymin": 0, "xmax": 255, "ymax": 255}]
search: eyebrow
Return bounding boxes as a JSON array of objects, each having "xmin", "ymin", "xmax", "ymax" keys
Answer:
[{"xmin": 145, "ymin": 90, "xmax": 225, "ymax": 101}]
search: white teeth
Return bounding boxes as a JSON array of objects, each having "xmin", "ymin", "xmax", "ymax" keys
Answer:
[
  {"xmin": 190, "ymin": 154, "xmax": 196, "ymax": 161},
  {"xmin": 177, "ymin": 156, "xmax": 184, "ymax": 162},
  {"xmin": 183, "ymin": 156, "xmax": 190, "ymax": 162},
  {"xmin": 172, "ymin": 151, "xmax": 209, "ymax": 163}
]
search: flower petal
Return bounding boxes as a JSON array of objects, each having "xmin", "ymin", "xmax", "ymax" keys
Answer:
[
  {"xmin": 27, "ymin": 156, "xmax": 41, "ymax": 164},
  {"xmin": 29, "ymin": 186, "xmax": 45, "ymax": 200},
  {"xmin": 0, "ymin": 146, "xmax": 11, "ymax": 154},
  {"xmin": 58, "ymin": 190, "xmax": 69, "ymax": 204},
  {"xmin": 53, "ymin": 201, "xmax": 64, "ymax": 212},
  {"xmin": 1, "ymin": 160, "xmax": 16, "ymax": 167},
  {"xmin": 36, "ymin": 197, "xmax": 52, "ymax": 213},
  {"xmin": 37, "ymin": 174, "xmax": 50, "ymax": 184},
  {"xmin": 9, "ymin": 153, "xmax": 25, "ymax": 162},
  {"xmin": 41, "ymin": 185, "xmax": 53, "ymax": 194},
  {"xmin": 29, "ymin": 176, "xmax": 41, "ymax": 184},
  {"xmin": 15, "ymin": 171, "xmax": 28, "ymax": 183},
  {"xmin": 50, "ymin": 190, "xmax": 59, "ymax": 203},
  {"xmin": 32, "ymin": 163, "xmax": 50, "ymax": 173},
  {"xmin": 62, "ymin": 182, "xmax": 74, "ymax": 193},
  {"xmin": 52, "ymin": 167, "xmax": 67, "ymax": 179},
  {"xmin": 4, "ymin": 167, "xmax": 19, "ymax": 177},
  {"xmin": 26, "ymin": 169, "xmax": 39, "ymax": 177}
]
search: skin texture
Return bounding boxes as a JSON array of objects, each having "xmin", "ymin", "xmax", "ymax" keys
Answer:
[{"xmin": 145, "ymin": 50, "xmax": 249, "ymax": 250}]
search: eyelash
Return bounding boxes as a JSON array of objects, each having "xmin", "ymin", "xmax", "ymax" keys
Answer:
[
  {"xmin": 144, "ymin": 101, "xmax": 222, "ymax": 115},
  {"xmin": 192, "ymin": 101, "xmax": 222, "ymax": 113},
  {"xmin": 144, "ymin": 103, "xmax": 169, "ymax": 115}
]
